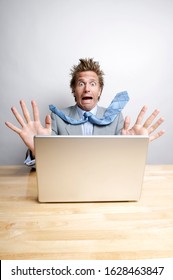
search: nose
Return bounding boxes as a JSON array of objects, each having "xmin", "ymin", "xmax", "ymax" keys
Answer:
[{"xmin": 84, "ymin": 83, "xmax": 90, "ymax": 92}]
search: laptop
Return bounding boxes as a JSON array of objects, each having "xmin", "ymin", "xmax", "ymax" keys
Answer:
[{"xmin": 34, "ymin": 135, "xmax": 149, "ymax": 202}]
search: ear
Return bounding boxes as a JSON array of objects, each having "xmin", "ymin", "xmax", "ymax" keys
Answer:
[
  {"xmin": 72, "ymin": 89, "xmax": 75, "ymax": 96},
  {"xmin": 73, "ymin": 92, "xmax": 77, "ymax": 102},
  {"xmin": 98, "ymin": 89, "xmax": 102, "ymax": 100}
]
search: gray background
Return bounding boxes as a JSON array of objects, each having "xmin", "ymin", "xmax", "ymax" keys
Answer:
[{"xmin": 1, "ymin": 0, "xmax": 173, "ymax": 165}]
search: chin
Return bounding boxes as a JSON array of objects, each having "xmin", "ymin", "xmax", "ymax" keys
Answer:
[
  {"xmin": 82, "ymin": 105, "xmax": 93, "ymax": 111},
  {"xmin": 81, "ymin": 102, "xmax": 96, "ymax": 111}
]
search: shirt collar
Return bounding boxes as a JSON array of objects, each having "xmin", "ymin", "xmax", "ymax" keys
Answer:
[{"xmin": 76, "ymin": 105, "xmax": 98, "ymax": 119}]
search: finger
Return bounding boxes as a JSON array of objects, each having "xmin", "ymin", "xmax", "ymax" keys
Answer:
[
  {"xmin": 31, "ymin": 100, "xmax": 40, "ymax": 122},
  {"xmin": 135, "ymin": 106, "xmax": 148, "ymax": 125},
  {"xmin": 143, "ymin": 109, "xmax": 160, "ymax": 128},
  {"xmin": 45, "ymin": 115, "xmax": 51, "ymax": 130},
  {"xmin": 5, "ymin": 121, "xmax": 22, "ymax": 134},
  {"xmin": 149, "ymin": 130, "xmax": 165, "ymax": 142},
  {"xmin": 148, "ymin": 117, "xmax": 164, "ymax": 134},
  {"xmin": 20, "ymin": 100, "xmax": 31, "ymax": 123},
  {"xmin": 11, "ymin": 106, "xmax": 26, "ymax": 127}
]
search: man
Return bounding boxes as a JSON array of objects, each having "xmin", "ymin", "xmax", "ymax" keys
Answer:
[{"xmin": 5, "ymin": 58, "xmax": 165, "ymax": 165}]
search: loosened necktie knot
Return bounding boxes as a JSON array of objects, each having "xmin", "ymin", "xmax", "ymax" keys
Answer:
[
  {"xmin": 83, "ymin": 111, "xmax": 92, "ymax": 120},
  {"xmin": 49, "ymin": 91, "xmax": 129, "ymax": 126}
]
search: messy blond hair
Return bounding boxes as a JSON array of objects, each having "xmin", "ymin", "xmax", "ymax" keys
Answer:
[{"xmin": 70, "ymin": 58, "xmax": 104, "ymax": 92}]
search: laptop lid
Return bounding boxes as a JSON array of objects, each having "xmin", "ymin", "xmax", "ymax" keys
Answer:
[{"xmin": 34, "ymin": 135, "xmax": 149, "ymax": 202}]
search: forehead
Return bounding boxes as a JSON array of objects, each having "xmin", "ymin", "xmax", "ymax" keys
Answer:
[{"xmin": 76, "ymin": 71, "xmax": 99, "ymax": 81}]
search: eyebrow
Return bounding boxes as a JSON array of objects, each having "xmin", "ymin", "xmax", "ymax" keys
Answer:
[{"xmin": 77, "ymin": 79, "xmax": 98, "ymax": 83}]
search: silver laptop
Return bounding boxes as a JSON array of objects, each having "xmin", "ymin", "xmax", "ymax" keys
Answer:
[{"xmin": 34, "ymin": 135, "xmax": 149, "ymax": 202}]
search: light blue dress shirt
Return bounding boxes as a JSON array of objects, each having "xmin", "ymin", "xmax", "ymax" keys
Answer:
[{"xmin": 76, "ymin": 106, "xmax": 98, "ymax": 135}]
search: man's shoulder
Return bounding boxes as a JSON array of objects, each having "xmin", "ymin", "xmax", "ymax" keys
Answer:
[
  {"xmin": 97, "ymin": 105, "xmax": 106, "ymax": 113},
  {"xmin": 97, "ymin": 105, "xmax": 106, "ymax": 109},
  {"xmin": 60, "ymin": 105, "xmax": 77, "ymax": 113}
]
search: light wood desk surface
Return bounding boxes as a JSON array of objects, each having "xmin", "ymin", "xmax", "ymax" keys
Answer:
[{"xmin": 0, "ymin": 165, "xmax": 173, "ymax": 260}]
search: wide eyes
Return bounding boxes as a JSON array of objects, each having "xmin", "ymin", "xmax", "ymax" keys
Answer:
[
  {"xmin": 90, "ymin": 82, "xmax": 96, "ymax": 86},
  {"xmin": 78, "ymin": 81, "xmax": 97, "ymax": 87},
  {"xmin": 78, "ymin": 82, "xmax": 85, "ymax": 87}
]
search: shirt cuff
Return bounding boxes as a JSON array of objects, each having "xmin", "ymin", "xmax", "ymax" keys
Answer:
[{"xmin": 24, "ymin": 150, "xmax": 36, "ymax": 167}]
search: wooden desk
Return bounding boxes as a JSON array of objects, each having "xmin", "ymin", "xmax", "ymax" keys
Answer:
[{"xmin": 0, "ymin": 165, "xmax": 173, "ymax": 260}]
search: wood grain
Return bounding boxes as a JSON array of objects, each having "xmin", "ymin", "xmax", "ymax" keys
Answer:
[{"xmin": 0, "ymin": 165, "xmax": 173, "ymax": 260}]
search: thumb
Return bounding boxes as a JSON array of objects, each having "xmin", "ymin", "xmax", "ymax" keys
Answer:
[
  {"xmin": 45, "ymin": 115, "xmax": 51, "ymax": 129},
  {"xmin": 123, "ymin": 116, "xmax": 131, "ymax": 130}
]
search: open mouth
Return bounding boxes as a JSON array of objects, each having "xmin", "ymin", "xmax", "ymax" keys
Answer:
[{"xmin": 82, "ymin": 96, "xmax": 93, "ymax": 100}]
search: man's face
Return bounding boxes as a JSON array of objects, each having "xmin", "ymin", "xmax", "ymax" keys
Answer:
[{"xmin": 73, "ymin": 71, "xmax": 102, "ymax": 111}]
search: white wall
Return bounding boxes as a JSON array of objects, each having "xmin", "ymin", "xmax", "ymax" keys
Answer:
[{"xmin": 0, "ymin": 0, "xmax": 173, "ymax": 165}]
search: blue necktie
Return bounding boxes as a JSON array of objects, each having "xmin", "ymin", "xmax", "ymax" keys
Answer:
[{"xmin": 49, "ymin": 91, "xmax": 129, "ymax": 126}]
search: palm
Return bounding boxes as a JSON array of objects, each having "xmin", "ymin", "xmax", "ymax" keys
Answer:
[
  {"xmin": 122, "ymin": 106, "xmax": 165, "ymax": 141},
  {"xmin": 19, "ymin": 120, "xmax": 51, "ymax": 148},
  {"xmin": 122, "ymin": 123, "xmax": 148, "ymax": 136},
  {"xmin": 5, "ymin": 100, "xmax": 51, "ymax": 154}
]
